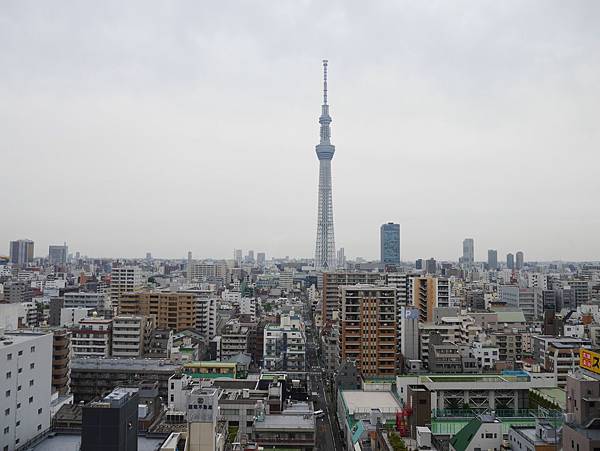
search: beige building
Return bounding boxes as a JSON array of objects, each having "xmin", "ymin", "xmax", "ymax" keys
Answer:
[
  {"xmin": 118, "ymin": 291, "xmax": 197, "ymax": 331},
  {"xmin": 340, "ymin": 285, "xmax": 397, "ymax": 377}
]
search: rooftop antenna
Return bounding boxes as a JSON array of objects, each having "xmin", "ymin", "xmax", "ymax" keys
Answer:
[{"xmin": 322, "ymin": 59, "xmax": 328, "ymax": 105}]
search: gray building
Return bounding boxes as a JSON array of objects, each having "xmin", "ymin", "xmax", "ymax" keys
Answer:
[
  {"xmin": 9, "ymin": 239, "xmax": 34, "ymax": 266},
  {"xmin": 516, "ymin": 251, "xmax": 524, "ymax": 269},
  {"xmin": 507, "ymin": 253, "xmax": 515, "ymax": 270},
  {"xmin": 487, "ymin": 249, "xmax": 498, "ymax": 270},
  {"xmin": 462, "ymin": 238, "xmax": 474, "ymax": 265},
  {"xmin": 380, "ymin": 222, "xmax": 400, "ymax": 266},
  {"xmin": 48, "ymin": 243, "xmax": 68, "ymax": 265},
  {"xmin": 3, "ymin": 281, "xmax": 33, "ymax": 304},
  {"xmin": 82, "ymin": 387, "xmax": 139, "ymax": 451}
]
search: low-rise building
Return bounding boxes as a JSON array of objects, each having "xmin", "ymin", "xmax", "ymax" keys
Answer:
[{"xmin": 71, "ymin": 317, "xmax": 113, "ymax": 358}]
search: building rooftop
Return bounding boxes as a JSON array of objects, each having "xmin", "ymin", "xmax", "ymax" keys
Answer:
[
  {"xmin": 341, "ymin": 390, "xmax": 401, "ymax": 415},
  {"xmin": 32, "ymin": 434, "xmax": 165, "ymax": 451},
  {"xmin": 72, "ymin": 357, "xmax": 181, "ymax": 372},
  {"xmin": 2, "ymin": 330, "xmax": 52, "ymax": 345},
  {"xmin": 254, "ymin": 413, "xmax": 315, "ymax": 431}
]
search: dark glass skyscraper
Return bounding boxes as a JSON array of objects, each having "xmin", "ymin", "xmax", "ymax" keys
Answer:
[{"xmin": 380, "ymin": 222, "xmax": 400, "ymax": 265}]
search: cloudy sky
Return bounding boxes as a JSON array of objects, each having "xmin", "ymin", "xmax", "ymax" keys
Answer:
[{"xmin": 1, "ymin": 1, "xmax": 599, "ymax": 261}]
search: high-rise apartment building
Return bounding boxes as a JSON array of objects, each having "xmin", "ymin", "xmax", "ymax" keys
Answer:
[
  {"xmin": 263, "ymin": 313, "xmax": 306, "ymax": 372},
  {"xmin": 314, "ymin": 60, "xmax": 337, "ymax": 270},
  {"xmin": 48, "ymin": 243, "xmax": 68, "ymax": 265},
  {"xmin": 411, "ymin": 276, "xmax": 450, "ymax": 323},
  {"xmin": 246, "ymin": 250, "xmax": 254, "ymax": 264},
  {"xmin": 118, "ymin": 291, "xmax": 198, "ymax": 331},
  {"xmin": 111, "ymin": 315, "xmax": 154, "ymax": 358},
  {"xmin": 188, "ymin": 261, "xmax": 228, "ymax": 286},
  {"xmin": 462, "ymin": 238, "xmax": 474, "ymax": 265},
  {"xmin": 516, "ymin": 251, "xmax": 524, "ymax": 270},
  {"xmin": 71, "ymin": 317, "xmax": 113, "ymax": 357},
  {"xmin": 380, "ymin": 222, "xmax": 400, "ymax": 266},
  {"xmin": 0, "ymin": 331, "xmax": 52, "ymax": 451},
  {"xmin": 340, "ymin": 285, "xmax": 397, "ymax": 377},
  {"xmin": 109, "ymin": 266, "xmax": 143, "ymax": 307},
  {"xmin": 321, "ymin": 271, "xmax": 386, "ymax": 321},
  {"xmin": 52, "ymin": 330, "xmax": 71, "ymax": 395},
  {"xmin": 487, "ymin": 249, "xmax": 498, "ymax": 270},
  {"xmin": 197, "ymin": 297, "xmax": 218, "ymax": 340},
  {"xmin": 507, "ymin": 253, "xmax": 515, "ymax": 270},
  {"xmin": 256, "ymin": 252, "xmax": 266, "ymax": 268},
  {"xmin": 8, "ymin": 239, "xmax": 34, "ymax": 266}
]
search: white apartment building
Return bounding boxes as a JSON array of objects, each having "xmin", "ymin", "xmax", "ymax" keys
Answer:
[
  {"xmin": 472, "ymin": 341, "xmax": 500, "ymax": 370},
  {"xmin": 197, "ymin": 298, "xmax": 218, "ymax": 340},
  {"xmin": 0, "ymin": 331, "xmax": 52, "ymax": 451},
  {"xmin": 109, "ymin": 266, "xmax": 143, "ymax": 307},
  {"xmin": 240, "ymin": 298, "xmax": 257, "ymax": 321},
  {"xmin": 71, "ymin": 317, "xmax": 113, "ymax": 358},
  {"xmin": 263, "ymin": 313, "xmax": 306, "ymax": 372},
  {"xmin": 111, "ymin": 315, "xmax": 153, "ymax": 358},
  {"xmin": 59, "ymin": 307, "xmax": 89, "ymax": 327},
  {"xmin": 63, "ymin": 292, "xmax": 107, "ymax": 311}
]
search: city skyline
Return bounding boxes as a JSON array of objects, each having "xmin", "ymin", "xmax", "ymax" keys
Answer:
[{"xmin": 1, "ymin": 2, "xmax": 600, "ymax": 260}]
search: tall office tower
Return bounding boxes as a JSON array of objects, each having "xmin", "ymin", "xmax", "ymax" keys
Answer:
[
  {"xmin": 48, "ymin": 243, "xmax": 68, "ymax": 265},
  {"xmin": 81, "ymin": 388, "xmax": 139, "ymax": 451},
  {"xmin": 516, "ymin": 251, "xmax": 524, "ymax": 270},
  {"xmin": 246, "ymin": 250, "xmax": 255, "ymax": 263},
  {"xmin": 0, "ymin": 331, "xmax": 52, "ymax": 451},
  {"xmin": 415, "ymin": 259, "xmax": 424, "ymax": 270},
  {"xmin": 380, "ymin": 222, "xmax": 401, "ymax": 266},
  {"xmin": 109, "ymin": 266, "xmax": 143, "ymax": 307},
  {"xmin": 256, "ymin": 252, "xmax": 266, "ymax": 268},
  {"xmin": 9, "ymin": 239, "xmax": 34, "ymax": 266},
  {"xmin": 340, "ymin": 285, "xmax": 397, "ymax": 377},
  {"xmin": 145, "ymin": 252, "xmax": 152, "ymax": 260},
  {"xmin": 507, "ymin": 253, "xmax": 515, "ymax": 270},
  {"xmin": 337, "ymin": 247, "xmax": 346, "ymax": 269},
  {"xmin": 487, "ymin": 249, "xmax": 498, "ymax": 270},
  {"xmin": 462, "ymin": 238, "xmax": 474, "ymax": 265},
  {"xmin": 234, "ymin": 249, "xmax": 242, "ymax": 266},
  {"xmin": 314, "ymin": 60, "xmax": 337, "ymax": 270},
  {"xmin": 425, "ymin": 258, "xmax": 437, "ymax": 274}
]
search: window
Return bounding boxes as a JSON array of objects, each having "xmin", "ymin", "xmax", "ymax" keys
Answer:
[
  {"xmin": 7, "ymin": 354, "xmax": 12, "ymax": 360},
  {"xmin": 5, "ymin": 372, "xmax": 10, "ymax": 379},
  {"xmin": 15, "ymin": 439, "xmax": 19, "ymax": 445},
  {"xmin": 30, "ymin": 363, "xmax": 35, "ymax": 369},
  {"xmin": 15, "ymin": 421, "xmax": 20, "ymax": 427},
  {"xmin": 5, "ymin": 390, "xmax": 10, "ymax": 397},
  {"xmin": 4, "ymin": 409, "xmax": 8, "ymax": 416},
  {"xmin": 16, "ymin": 403, "xmax": 21, "ymax": 409},
  {"xmin": 37, "ymin": 424, "xmax": 42, "ymax": 431},
  {"xmin": 18, "ymin": 368, "xmax": 22, "ymax": 373},
  {"xmin": 38, "ymin": 408, "xmax": 42, "ymax": 414},
  {"xmin": 30, "ymin": 346, "xmax": 35, "ymax": 352},
  {"xmin": 3, "ymin": 427, "xmax": 8, "ymax": 434},
  {"xmin": 170, "ymin": 395, "xmax": 174, "ymax": 402},
  {"xmin": 18, "ymin": 350, "xmax": 23, "ymax": 356},
  {"xmin": 17, "ymin": 386, "xmax": 21, "ymax": 391},
  {"xmin": 29, "ymin": 396, "xmax": 33, "ymax": 403},
  {"xmin": 29, "ymin": 380, "xmax": 34, "ymax": 387}
]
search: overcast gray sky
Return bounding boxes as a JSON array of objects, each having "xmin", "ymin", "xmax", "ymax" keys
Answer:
[{"xmin": 1, "ymin": 1, "xmax": 599, "ymax": 261}]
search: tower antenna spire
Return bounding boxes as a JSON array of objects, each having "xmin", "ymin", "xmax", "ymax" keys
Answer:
[{"xmin": 322, "ymin": 59, "xmax": 328, "ymax": 105}]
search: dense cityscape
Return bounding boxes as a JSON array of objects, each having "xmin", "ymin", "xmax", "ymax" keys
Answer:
[
  {"xmin": 2, "ymin": 3, "xmax": 600, "ymax": 451},
  {"xmin": 3, "ymin": 62, "xmax": 600, "ymax": 451}
]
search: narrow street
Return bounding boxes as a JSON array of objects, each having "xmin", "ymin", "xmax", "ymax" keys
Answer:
[{"xmin": 304, "ymin": 302, "xmax": 343, "ymax": 450}]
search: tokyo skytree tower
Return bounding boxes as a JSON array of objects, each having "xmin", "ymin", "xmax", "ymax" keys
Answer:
[{"xmin": 314, "ymin": 60, "xmax": 337, "ymax": 270}]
